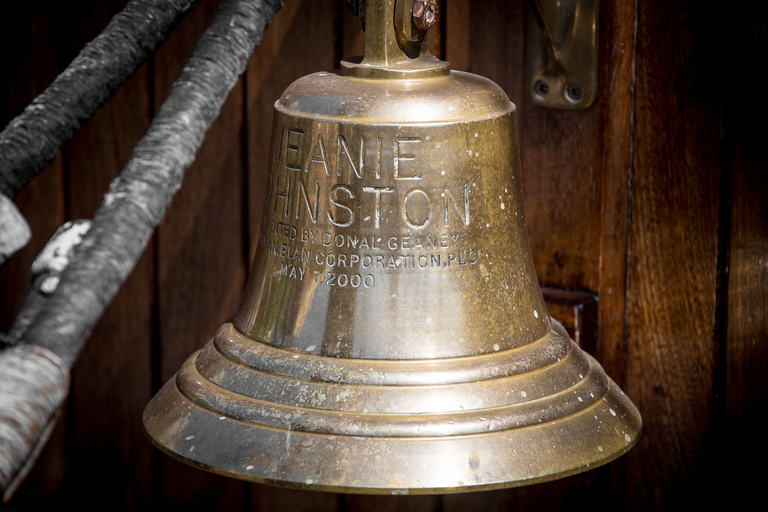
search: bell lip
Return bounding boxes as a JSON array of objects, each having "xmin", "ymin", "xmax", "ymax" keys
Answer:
[
  {"xmin": 143, "ymin": 336, "xmax": 642, "ymax": 495},
  {"xmin": 144, "ymin": 426, "xmax": 641, "ymax": 495}
]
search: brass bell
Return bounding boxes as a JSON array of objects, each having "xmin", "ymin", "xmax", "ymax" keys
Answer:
[{"xmin": 144, "ymin": 0, "xmax": 641, "ymax": 494}]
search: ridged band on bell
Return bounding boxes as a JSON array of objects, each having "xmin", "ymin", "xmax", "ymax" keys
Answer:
[
  {"xmin": 143, "ymin": 0, "xmax": 640, "ymax": 494},
  {"xmin": 145, "ymin": 320, "xmax": 639, "ymax": 492}
]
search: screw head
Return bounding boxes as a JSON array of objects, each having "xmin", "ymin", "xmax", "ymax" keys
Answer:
[
  {"xmin": 566, "ymin": 83, "xmax": 583, "ymax": 102},
  {"xmin": 534, "ymin": 79, "xmax": 550, "ymax": 98},
  {"xmin": 412, "ymin": 0, "xmax": 438, "ymax": 31}
]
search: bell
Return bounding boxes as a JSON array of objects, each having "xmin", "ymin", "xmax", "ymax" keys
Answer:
[{"xmin": 143, "ymin": 0, "xmax": 640, "ymax": 494}]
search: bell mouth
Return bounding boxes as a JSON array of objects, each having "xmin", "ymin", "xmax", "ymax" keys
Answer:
[{"xmin": 143, "ymin": 320, "xmax": 641, "ymax": 494}]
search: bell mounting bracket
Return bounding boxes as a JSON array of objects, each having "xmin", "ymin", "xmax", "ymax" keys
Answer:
[{"xmin": 526, "ymin": 0, "xmax": 599, "ymax": 109}]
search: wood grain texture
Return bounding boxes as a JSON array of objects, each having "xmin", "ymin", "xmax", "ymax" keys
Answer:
[
  {"xmin": 61, "ymin": 1, "xmax": 155, "ymax": 509},
  {"xmin": 444, "ymin": 2, "xmax": 629, "ymax": 510},
  {"xmin": 595, "ymin": 0, "xmax": 636, "ymax": 385},
  {"xmin": 723, "ymin": 4, "xmax": 768, "ymax": 507},
  {"xmin": 624, "ymin": 0, "xmax": 722, "ymax": 509},
  {"xmin": 2, "ymin": 1, "xmax": 765, "ymax": 510},
  {"xmin": 0, "ymin": 2, "xmax": 67, "ymax": 507},
  {"xmin": 245, "ymin": 1, "xmax": 341, "ymax": 509},
  {"xmin": 153, "ymin": 0, "xmax": 250, "ymax": 508},
  {"xmin": 245, "ymin": 0, "xmax": 337, "ymax": 262}
]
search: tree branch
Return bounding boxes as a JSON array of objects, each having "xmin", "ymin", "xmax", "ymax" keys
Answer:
[
  {"xmin": 0, "ymin": 194, "xmax": 31, "ymax": 268},
  {"xmin": 0, "ymin": 0, "xmax": 283, "ymax": 498},
  {"xmin": 0, "ymin": 0, "xmax": 202, "ymax": 199}
]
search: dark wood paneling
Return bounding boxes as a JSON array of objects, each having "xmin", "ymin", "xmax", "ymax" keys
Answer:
[
  {"xmin": 445, "ymin": 1, "xmax": 633, "ymax": 510},
  {"xmin": 245, "ymin": 0, "xmax": 337, "ymax": 261},
  {"xmin": 63, "ymin": 0, "xmax": 155, "ymax": 508},
  {"xmin": 595, "ymin": 0, "xmax": 636, "ymax": 385},
  {"xmin": 244, "ymin": 1, "xmax": 340, "ymax": 509},
  {"xmin": 2, "ymin": 1, "xmax": 766, "ymax": 511},
  {"xmin": 0, "ymin": 2, "xmax": 65, "ymax": 333},
  {"xmin": 724, "ymin": 4, "xmax": 768, "ymax": 507},
  {"xmin": 625, "ymin": 0, "xmax": 723, "ymax": 509},
  {"xmin": 1, "ymin": 2, "xmax": 68, "ymax": 508},
  {"xmin": 153, "ymin": 0, "xmax": 249, "ymax": 508}
]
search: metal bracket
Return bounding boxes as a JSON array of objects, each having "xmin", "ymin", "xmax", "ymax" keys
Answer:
[{"xmin": 526, "ymin": 0, "xmax": 599, "ymax": 109}]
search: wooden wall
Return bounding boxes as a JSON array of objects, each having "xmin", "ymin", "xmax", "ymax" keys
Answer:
[{"xmin": 1, "ymin": 0, "xmax": 765, "ymax": 510}]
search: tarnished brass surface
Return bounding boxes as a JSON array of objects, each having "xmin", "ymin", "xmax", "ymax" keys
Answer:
[
  {"xmin": 144, "ymin": 0, "xmax": 640, "ymax": 494},
  {"xmin": 527, "ymin": 0, "xmax": 599, "ymax": 109}
]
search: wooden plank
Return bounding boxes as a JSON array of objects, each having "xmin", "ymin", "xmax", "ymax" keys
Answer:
[
  {"xmin": 251, "ymin": 485, "xmax": 339, "ymax": 512},
  {"xmin": 244, "ymin": 1, "xmax": 341, "ymax": 509},
  {"xmin": 444, "ymin": 1, "xmax": 635, "ymax": 510},
  {"xmin": 246, "ymin": 0, "xmax": 338, "ymax": 262},
  {"xmin": 624, "ymin": 0, "xmax": 722, "ymax": 509},
  {"xmin": 60, "ymin": 0, "xmax": 155, "ymax": 508},
  {"xmin": 448, "ymin": 0, "xmax": 605, "ymax": 303},
  {"xmin": 154, "ymin": 0, "xmax": 249, "ymax": 508},
  {"xmin": 724, "ymin": 4, "xmax": 768, "ymax": 508},
  {"xmin": 541, "ymin": 287, "xmax": 599, "ymax": 354},
  {"xmin": 595, "ymin": 0, "xmax": 637, "ymax": 386},
  {"xmin": 344, "ymin": 495, "xmax": 438, "ymax": 512},
  {"xmin": 0, "ymin": 1, "xmax": 67, "ymax": 506},
  {"xmin": 341, "ymin": 0, "xmax": 365, "ymax": 60}
]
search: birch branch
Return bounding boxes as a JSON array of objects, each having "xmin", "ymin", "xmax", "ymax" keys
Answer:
[
  {"xmin": 0, "ymin": 194, "xmax": 31, "ymax": 267},
  {"xmin": 0, "ymin": 0, "xmax": 202, "ymax": 199},
  {"xmin": 0, "ymin": 0, "xmax": 283, "ymax": 500}
]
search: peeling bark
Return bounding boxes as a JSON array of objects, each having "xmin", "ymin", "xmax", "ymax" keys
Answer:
[
  {"xmin": 0, "ymin": 346, "xmax": 69, "ymax": 504},
  {"xmin": 0, "ymin": 0, "xmax": 283, "ymax": 499},
  {"xmin": 0, "ymin": 194, "xmax": 31, "ymax": 267},
  {"xmin": 0, "ymin": 0, "xmax": 202, "ymax": 199}
]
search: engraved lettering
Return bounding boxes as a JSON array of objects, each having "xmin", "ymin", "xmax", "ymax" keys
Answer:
[
  {"xmin": 286, "ymin": 129, "xmax": 304, "ymax": 171},
  {"xmin": 363, "ymin": 186, "xmax": 394, "ymax": 228},
  {"xmin": 265, "ymin": 171, "xmax": 274, "ymax": 208},
  {"xmin": 403, "ymin": 187, "xmax": 432, "ymax": 229},
  {"xmin": 336, "ymin": 135, "xmax": 364, "ymax": 178},
  {"xmin": 304, "ymin": 134, "xmax": 329, "ymax": 175},
  {"xmin": 272, "ymin": 123, "xmax": 284, "ymax": 164},
  {"xmin": 394, "ymin": 137, "xmax": 422, "ymax": 180},
  {"xmin": 328, "ymin": 185, "xmax": 355, "ymax": 227},
  {"xmin": 374, "ymin": 138, "xmax": 382, "ymax": 179},
  {"xmin": 444, "ymin": 183, "xmax": 470, "ymax": 226},
  {"xmin": 273, "ymin": 174, "xmax": 290, "ymax": 217},
  {"xmin": 296, "ymin": 179, "xmax": 319, "ymax": 223}
]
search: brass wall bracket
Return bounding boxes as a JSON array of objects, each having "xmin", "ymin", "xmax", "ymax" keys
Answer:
[{"xmin": 526, "ymin": 0, "xmax": 599, "ymax": 109}]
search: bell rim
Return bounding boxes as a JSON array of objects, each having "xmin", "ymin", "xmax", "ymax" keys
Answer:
[{"xmin": 143, "ymin": 323, "xmax": 641, "ymax": 494}]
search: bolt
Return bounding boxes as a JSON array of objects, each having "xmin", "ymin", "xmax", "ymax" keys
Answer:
[
  {"xmin": 534, "ymin": 79, "xmax": 549, "ymax": 98},
  {"xmin": 412, "ymin": 0, "xmax": 438, "ymax": 31},
  {"xmin": 566, "ymin": 83, "xmax": 582, "ymax": 102}
]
